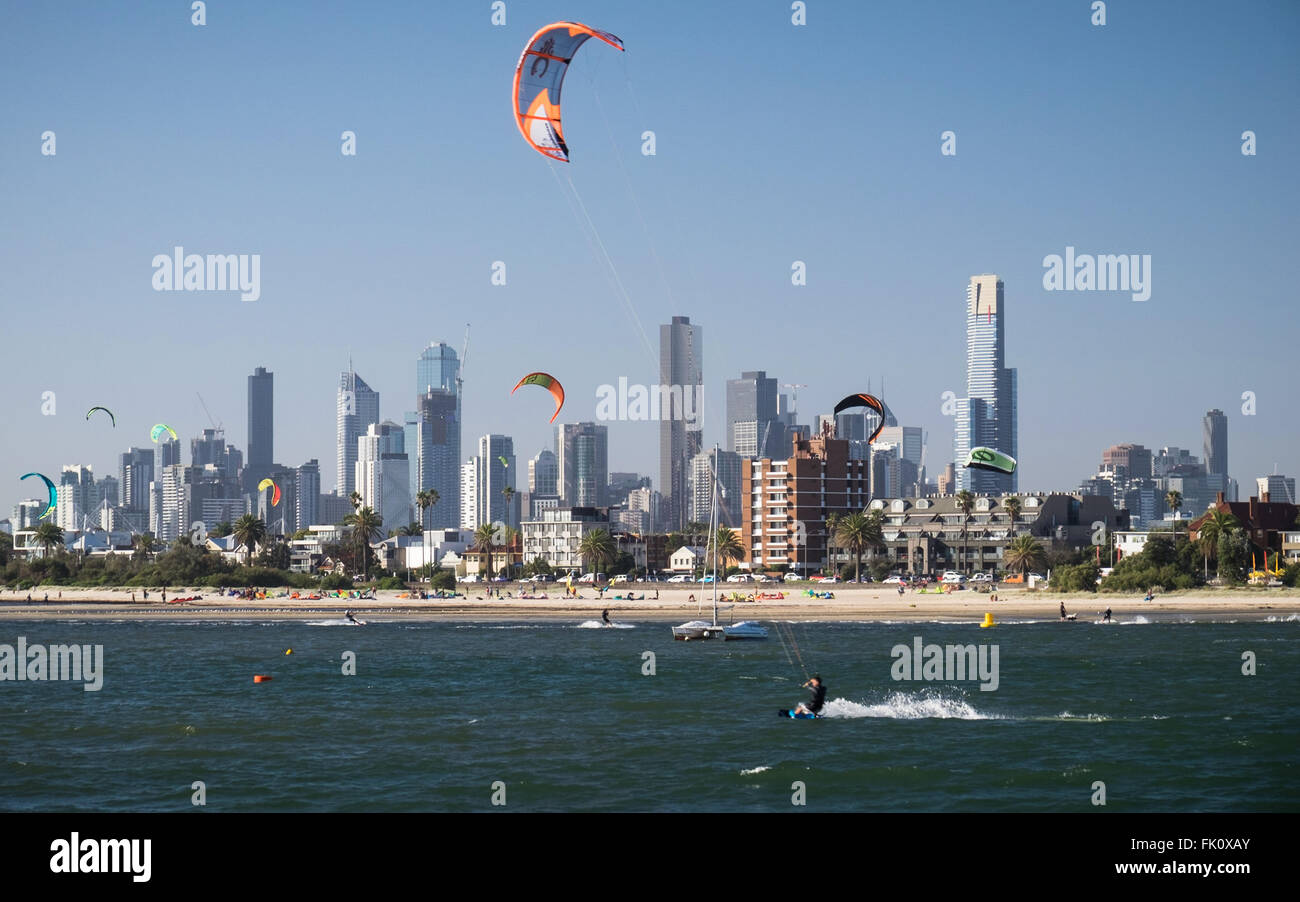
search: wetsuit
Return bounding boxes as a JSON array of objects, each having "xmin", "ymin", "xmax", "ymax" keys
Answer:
[
  {"xmin": 806, "ymin": 681, "xmax": 827, "ymax": 714},
  {"xmin": 601, "ymin": 609, "xmax": 611, "ymax": 625}
]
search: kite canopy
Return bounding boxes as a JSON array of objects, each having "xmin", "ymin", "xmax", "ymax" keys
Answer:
[
  {"xmin": 499, "ymin": 456, "xmax": 510, "ymax": 468},
  {"xmin": 21, "ymin": 472, "xmax": 57, "ymax": 519},
  {"xmin": 964, "ymin": 447, "xmax": 1017, "ymax": 474},
  {"xmin": 831, "ymin": 393, "xmax": 886, "ymax": 445},
  {"xmin": 512, "ymin": 372, "xmax": 566, "ymax": 423},
  {"xmin": 513, "ymin": 21, "xmax": 624, "ymax": 161},
  {"xmin": 86, "ymin": 406, "xmax": 116, "ymax": 427},
  {"xmin": 258, "ymin": 478, "xmax": 282, "ymax": 507},
  {"xmin": 150, "ymin": 423, "xmax": 178, "ymax": 443}
]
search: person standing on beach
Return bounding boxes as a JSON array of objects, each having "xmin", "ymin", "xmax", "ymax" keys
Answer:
[{"xmin": 1060, "ymin": 601, "xmax": 1068, "ymax": 620}]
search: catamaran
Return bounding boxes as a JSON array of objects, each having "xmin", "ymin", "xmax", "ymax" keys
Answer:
[{"xmin": 672, "ymin": 444, "xmax": 768, "ymax": 642}]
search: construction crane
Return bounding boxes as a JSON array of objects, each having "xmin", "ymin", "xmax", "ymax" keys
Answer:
[
  {"xmin": 457, "ymin": 323, "xmax": 471, "ymax": 397},
  {"xmin": 196, "ymin": 393, "xmax": 223, "ymax": 433}
]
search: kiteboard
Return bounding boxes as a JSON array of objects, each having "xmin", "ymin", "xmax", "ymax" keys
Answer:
[{"xmin": 778, "ymin": 709, "xmax": 818, "ymax": 719}]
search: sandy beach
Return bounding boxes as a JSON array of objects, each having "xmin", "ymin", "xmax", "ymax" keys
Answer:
[{"xmin": 0, "ymin": 585, "xmax": 1296, "ymax": 622}]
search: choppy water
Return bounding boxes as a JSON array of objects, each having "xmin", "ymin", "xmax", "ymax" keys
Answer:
[{"xmin": 1, "ymin": 619, "xmax": 1296, "ymax": 811}]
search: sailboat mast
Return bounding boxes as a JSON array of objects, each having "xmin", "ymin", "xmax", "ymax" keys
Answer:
[{"xmin": 711, "ymin": 443, "xmax": 719, "ymax": 626}]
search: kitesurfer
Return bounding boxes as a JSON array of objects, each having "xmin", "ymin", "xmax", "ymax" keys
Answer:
[
  {"xmin": 601, "ymin": 608, "xmax": 611, "ymax": 627},
  {"xmin": 1103, "ymin": 607, "xmax": 1112, "ymax": 623},
  {"xmin": 793, "ymin": 676, "xmax": 826, "ymax": 717},
  {"xmin": 344, "ymin": 609, "xmax": 359, "ymax": 624}
]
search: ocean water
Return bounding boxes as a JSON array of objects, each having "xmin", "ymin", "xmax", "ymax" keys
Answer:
[{"xmin": 1, "ymin": 618, "xmax": 1296, "ymax": 812}]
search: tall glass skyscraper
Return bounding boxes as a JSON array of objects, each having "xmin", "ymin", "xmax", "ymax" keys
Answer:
[
  {"xmin": 726, "ymin": 370, "xmax": 780, "ymax": 458},
  {"xmin": 409, "ymin": 342, "xmax": 461, "ymax": 529},
  {"xmin": 246, "ymin": 366, "xmax": 274, "ymax": 492},
  {"xmin": 337, "ymin": 368, "xmax": 380, "ymax": 496},
  {"xmin": 659, "ymin": 316, "xmax": 703, "ymax": 530},
  {"xmin": 954, "ymin": 275, "xmax": 1017, "ymax": 493},
  {"xmin": 559, "ymin": 423, "xmax": 609, "ymax": 509},
  {"xmin": 1203, "ymin": 409, "xmax": 1227, "ymax": 477}
]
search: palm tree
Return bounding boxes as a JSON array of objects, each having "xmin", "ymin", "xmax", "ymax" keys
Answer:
[
  {"xmin": 342, "ymin": 507, "xmax": 384, "ymax": 580},
  {"xmin": 1003, "ymin": 535, "xmax": 1047, "ymax": 580},
  {"xmin": 714, "ymin": 526, "xmax": 743, "ymax": 575},
  {"xmin": 132, "ymin": 532, "xmax": 158, "ymax": 561},
  {"xmin": 348, "ymin": 491, "xmax": 362, "ymax": 512},
  {"xmin": 864, "ymin": 507, "xmax": 886, "ymax": 574},
  {"xmin": 824, "ymin": 512, "xmax": 841, "ymax": 577},
  {"xmin": 835, "ymin": 512, "xmax": 881, "ymax": 583},
  {"xmin": 1196, "ymin": 509, "xmax": 1239, "ymax": 579},
  {"xmin": 232, "ymin": 514, "xmax": 267, "ymax": 566},
  {"xmin": 955, "ymin": 490, "xmax": 976, "ymax": 574},
  {"xmin": 1003, "ymin": 496, "xmax": 1021, "ymax": 536},
  {"xmin": 578, "ymin": 528, "xmax": 616, "ymax": 578},
  {"xmin": 33, "ymin": 521, "xmax": 64, "ymax": 558},
  {"xmin": 472, "ymin": 523, "xmax": 496, "ymax": 581},
  {"xmin": 1165, "ymin": 490, "xmax": 1183, "ymax": 546},
  {"xmin": 502, "ymin": 486, "xmax": 516, "ymax": 524},
  {"xmin": 499, "ymin": 525, "xmax": 520, "ymax": 579},
  {"xmin": 416, "ymin": 489, "xmax": 439, "ymax": 580}
]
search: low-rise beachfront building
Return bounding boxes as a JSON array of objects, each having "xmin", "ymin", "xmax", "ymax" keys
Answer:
[
  {"xmin": 1114, "ymin": 531, "xmax": 1151, "ymax": 561},
  {"xmin": 520, "ymin": 507, "xmax": 610, "ymax": 572},
  {"xmin": 1189, "ymin": 492, "xmax": 1300, "ymax": 558},
  {"xmin": 669, "ymin": 545, "xmax": 707, "ymax": 573},
  {"xmin": 1281, "ymin": 531, "xmax": 1300, "ymax": 564},
  {"xmin": 865, "ymin": 493, "xmax": 1128, "ymax": 574}
]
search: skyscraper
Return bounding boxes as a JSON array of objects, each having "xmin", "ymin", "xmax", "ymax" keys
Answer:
[
  {"xmin": 954, "ymin": 275, "xmax": 1018, "ymax": 493},
  {"xmin": 726, "ymin": 370, "xmax": 781, "ymax": 458},
  {"xmin": 659, "ymin": 316, "xmax": 703, "ymax": 531},
  {"xmin": 357, "ymin": 422, "xmax": 410, "ymax": 531},
  {"xmin": 417, "ymin": 388, "xmax": 460, "ymax": 529},
  {"xmin": 411, "ymin": 343, "xmax": 461, "ymax": 529},
  {"xmin": 337, "ymin": 368, "xmax": 380, "ymax": 497},
  {"xmin": 529, "ymin": 449, "xmax": 558, "ymax": 495},
  {"xmin": 1203, "ymin": 409, "xmax": 1228, "ymax": 477},
  {"xmin": 558, "ymin": 423, "xmax": 609, "ymax": 508},
  {"xmin": 119, "ymin": 447, "xmax": 155, "ymax": 522},
  {"xmin": 690, "ymin": 449, "xmax": 743, "ymax": 527},
  {"xmin": 246, "ymin": 366, "xmax": 274, "ymax": 492},
  {"xmin": 477, "ymin": 435, "xmax": 518, "ymax": 529},
  {"xmin": 296, "ymin": 459, "xmax": 321, "ymax": 529}
]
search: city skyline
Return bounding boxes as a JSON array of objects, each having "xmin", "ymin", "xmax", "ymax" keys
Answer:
[{"xmin": 3, "ymin": 3, "xmax": 1297, "ymax": 518}]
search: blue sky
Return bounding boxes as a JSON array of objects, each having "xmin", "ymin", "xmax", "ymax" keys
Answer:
[{"xmin": 2, "ymin": 0, "xmax": 1297, "ymax": 515}]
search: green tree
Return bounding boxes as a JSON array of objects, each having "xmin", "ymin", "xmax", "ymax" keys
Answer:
[
  {"xmin": 1195, "ymin": 509, "xmax": 1239, "ymax": 579},
  {"xmin": 33, "ymin": 521, "xmax": 65, "ymax": 558},
  {"xmin": 472, "ymin": 523, "xmax": 496, "ymax": 581},
  {"xmin": 211, "ymin": 521, "xmax": 233, "ymax": 539},
  {"xmin": 578, "ymin": 528, "xmax": 616, "ymax": 577},
  {"xmin": 416, "ymin": 489, "xmax": 439, "ymax": 584},
  {"xmin": 1003, "ymin": 496, "xmax": 1021, "ymax": 534},
  {"xmin": 835, "ymin": 511, "xmax": 881, "ymax": 583},
  {"xmin": 342, "ymin": 507, "xmax": 384, "ymax": 580},
  {"xmin": 1165, "ymin": 490, "xmax": 1183, "ymax": 546},
  {"xmin": 232, "ymin": 515, "xmax": 268, "ymax": 567},
  {"xmin": 1003, "ymin": 535, "xmax": 1047, "ymax": 579},
  {"xmin": 956, "ymin": 490, "xmax": 976, "ymax": 574},
  {"xmin": 824, "ymin": 512, "xmax": 841, "ymax": 577},
  {"xmin": 1217, "ymin": 530, "xmax": 1248, "ymax": 584},
  {"xmin": 714, "ymin": 526, "xmax": 743, "ymax": 574}
]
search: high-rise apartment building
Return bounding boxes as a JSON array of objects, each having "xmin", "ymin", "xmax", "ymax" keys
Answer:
[
  {"xmin": 558, "ymin": 423, "xmax": 609, "ymax": 509},
  {"xmin": 954, "ymin": 275, "xmax": 1017, "ymax": 493},
  {"xmin": 337, "ymin": 368, "xmax": 380, "ymax": 497},
  {"xmin": 659, "ymin": 316, "xmax": 703, "ymax": 530},
  {"xmin": 246, "ymin": 366, "xmax": 274, "ymax": 492}
]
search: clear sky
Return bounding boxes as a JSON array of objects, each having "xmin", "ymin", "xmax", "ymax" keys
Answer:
[{"xmin": 2, "ymin": 0, "xmax": 1297, "ymax": 516}]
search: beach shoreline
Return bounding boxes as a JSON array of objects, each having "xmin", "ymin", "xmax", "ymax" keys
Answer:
[{"xmin": 0, "ymin": 585, "xmax": 1296, "ymax": 622}]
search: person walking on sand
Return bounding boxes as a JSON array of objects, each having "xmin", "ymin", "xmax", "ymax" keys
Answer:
[{"xmin": 1060, "ymin": 601, "xmax": 1068, "ymax": 621}]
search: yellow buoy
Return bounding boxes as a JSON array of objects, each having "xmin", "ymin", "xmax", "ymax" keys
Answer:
[
  {"xmin": 285, "ymin": 649, "xmax": 293, "ymax": 655},
  {"xmin": 979, "ymin": 612, "xmax": 996, "ymax": 628}
]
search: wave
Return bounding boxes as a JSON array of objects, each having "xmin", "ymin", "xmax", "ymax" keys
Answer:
[
  {"xmin": 739, "ymin": 766, "xmax": 771, "ymax": 775},
  {"xmin": 304, "ymin": 619, "xmax": 368, "ymax": 627},
  {"xmin": 575, "ymin": 620, "xmax": 636, "ymax": 630},
  {"xmin": 1265, "ymin": 613, "xmax": 1300, "ymax": 622},
  {"xmin": 820, "ymin": 692, "xmax": 998, "ymax": 720}
]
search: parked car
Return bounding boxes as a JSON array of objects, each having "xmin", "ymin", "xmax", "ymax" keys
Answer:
[
  {"xmin": 753, "ymin": 575, "xmax": 773, "ymax": 583},
  {"xmin": 612, "ymin": 574, "xmax": 630, "ymax": 584},
  {"xmin": 970, "ymin": 572, "xmax": 993, "ymax": 583},
  {"xmin": 883, "ymin": 575, "xmax": 906, "ymax": 585},
  {"xmin": 726, "ymin": 574, "xmax": 753, "ymax": 583},
  {"xmin": 458, "ymin": 574, "xmax": 480, "ymax": 583},
  {"xmin": 941, "ymin": 573, "xmax": 967, "ymax": 584},
  {"xmin": 666, "ymin": 574, "xmax": 691, "ymax": 583},
  {"xmin": 783, "ymin": 573, "xmax": 802, "ymax": 582}
]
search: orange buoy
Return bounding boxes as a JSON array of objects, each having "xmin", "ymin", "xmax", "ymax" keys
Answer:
[{"xmin": 253, "ymin": 674, "xmax": 272, "ymax": 682}]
